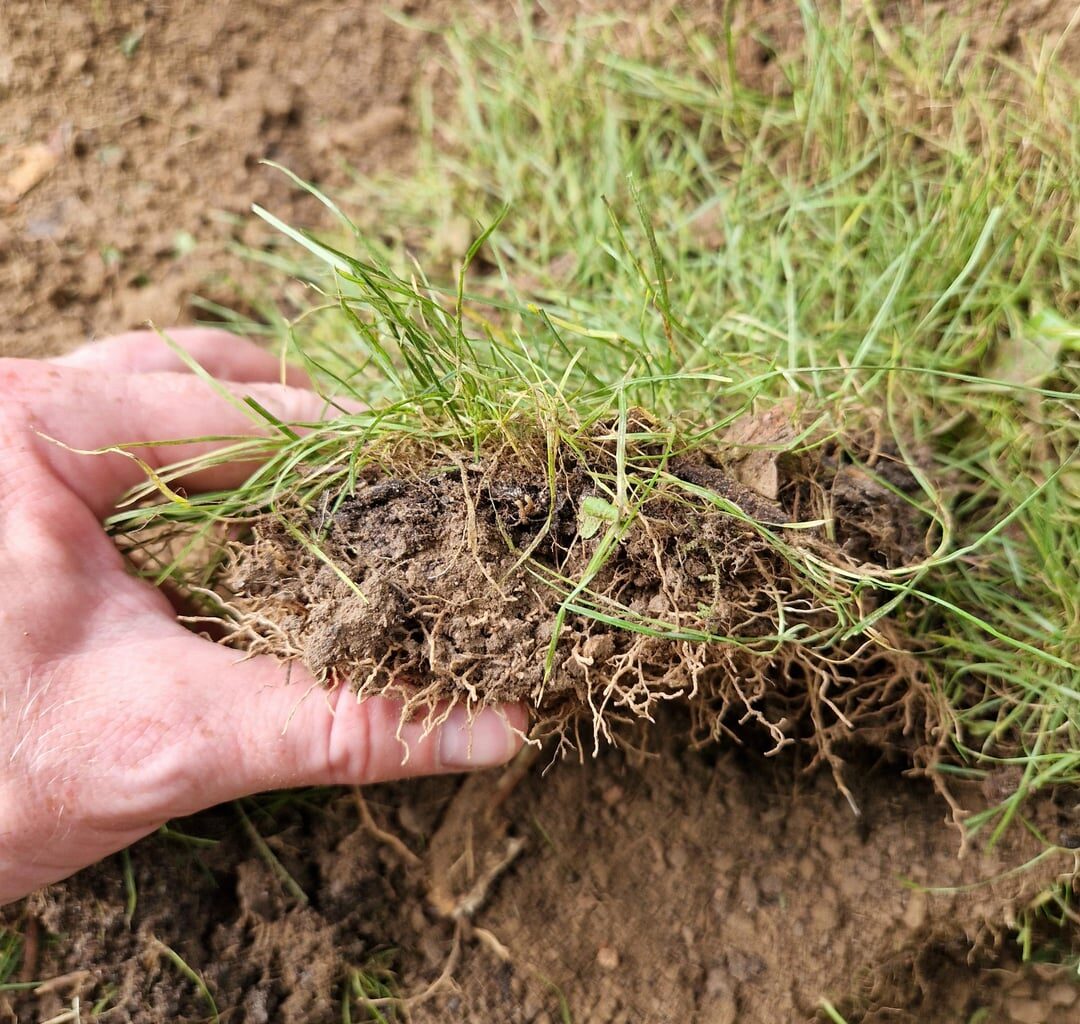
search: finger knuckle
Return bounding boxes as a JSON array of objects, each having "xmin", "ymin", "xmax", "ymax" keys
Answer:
[{"xmin": 321, "ymin": 683, "xmax": 372, "ymax": 782}]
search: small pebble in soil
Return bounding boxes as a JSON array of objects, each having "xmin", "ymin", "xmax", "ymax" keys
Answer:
[
  {"xmin": 602, "ymin": 784, "xmax": 624, "ymax": 806},
  {"xmin": 596, "ymin": 946, "xmax": 620, "ymax": 971}
]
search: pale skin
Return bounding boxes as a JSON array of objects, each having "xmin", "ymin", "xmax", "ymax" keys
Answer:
[{"xmin": 0, "ymin": 329, "xmax": 527, "ymax": 906}]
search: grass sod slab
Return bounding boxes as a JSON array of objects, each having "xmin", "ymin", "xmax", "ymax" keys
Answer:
[{"xmin": 111, "ymin": 5, "xmax": 1078, "ymax": 841}]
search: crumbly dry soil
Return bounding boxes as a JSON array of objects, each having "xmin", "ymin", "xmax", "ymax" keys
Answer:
[
  {"xmin": 216, "ymin": 424, "xmax": 929, "ymax": 768},
  {"xmin": 6, "ymin": 722, "xmax": 1079, "ymax": 1024},
  {"xmin": 2, "ymin": 2, "xmax": 1079, "ymax": 1022},
  {"xmin": 3, "ymin": 0, "xmax": 1075, "ymax": 358}
]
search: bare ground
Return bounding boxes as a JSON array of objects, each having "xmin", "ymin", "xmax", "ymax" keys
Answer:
[{"xmin": 11, "ymin": 722, "xmax": 1080, "ymax": 1023}]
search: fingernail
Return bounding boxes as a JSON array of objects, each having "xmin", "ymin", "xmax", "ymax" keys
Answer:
[{"xmin": 438, "ymin": 705, "xmax": 516, "ymax": 770}]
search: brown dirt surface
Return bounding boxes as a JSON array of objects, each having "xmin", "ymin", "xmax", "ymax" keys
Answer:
[
  {"xmin": 0, "ymin": 0, "xmax": 429, "ymax": 358},
  {"xmin": 4, "ymin": 0, "xmax": 1076, "ymax": 360},
  {"xmin": 3, "ymin": 2, "xmax": 1079, "ymax": 1023},
  {"xmin": 5, "ymin": 727, "xmax": 1078, "ymax": 1023}
]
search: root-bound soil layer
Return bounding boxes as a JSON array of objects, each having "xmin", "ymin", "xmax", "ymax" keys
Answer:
[
  {"xmin": 218, "ymin": 419, "xmax": 930, "ymax": 777},
  {"xmin": 9, "ymin": 717, "xmax": 1077, "ymax": 1023}
]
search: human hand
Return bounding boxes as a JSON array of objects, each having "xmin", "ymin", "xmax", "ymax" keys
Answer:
[{"xmin": 0, "ymin": 329, "xmax": 526, "ymax": 905}]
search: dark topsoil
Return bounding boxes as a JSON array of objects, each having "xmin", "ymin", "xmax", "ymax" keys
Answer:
[
  {"xmin": 3, "ymin": 2, "xmax": 1080, "ymax": 1023},
  {"xmin": 220, "ymin": 423, "xmax": 930, "ymax": 762}
]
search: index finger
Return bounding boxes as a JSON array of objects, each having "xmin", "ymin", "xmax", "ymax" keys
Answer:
[
  {"xmin": 3, "ymin": 358, "xmax": 335, "ymax": 517},
  {"xmin": 52, "ymin": 329, "xmax": 312, "ymax": 387}
]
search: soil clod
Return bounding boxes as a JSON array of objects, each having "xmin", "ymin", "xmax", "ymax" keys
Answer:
[{"xmin": 214, "ymin": 413, "xmax": 931, "ymax": 768}]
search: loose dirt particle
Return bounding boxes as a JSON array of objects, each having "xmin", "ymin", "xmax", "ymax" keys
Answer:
[
  {"xmin": 596, "ymin": 946, "xmax": 619, "ymax": 971},
  {"xmin": 1009, "ymin": 996, "xmax": 1052, "ymax": 1024},
  {"xmin": 1049, "ymin": 982, "xmax": 1078, "ymax": 1007},
  {"xmin": 0, "ymin": 139, "xmax": 61, "ymax": 205}
]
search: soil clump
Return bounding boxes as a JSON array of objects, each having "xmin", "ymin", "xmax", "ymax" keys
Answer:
[{"xmin": 220, "ymin": 419, "xmax": 930, "ymax": 776}]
